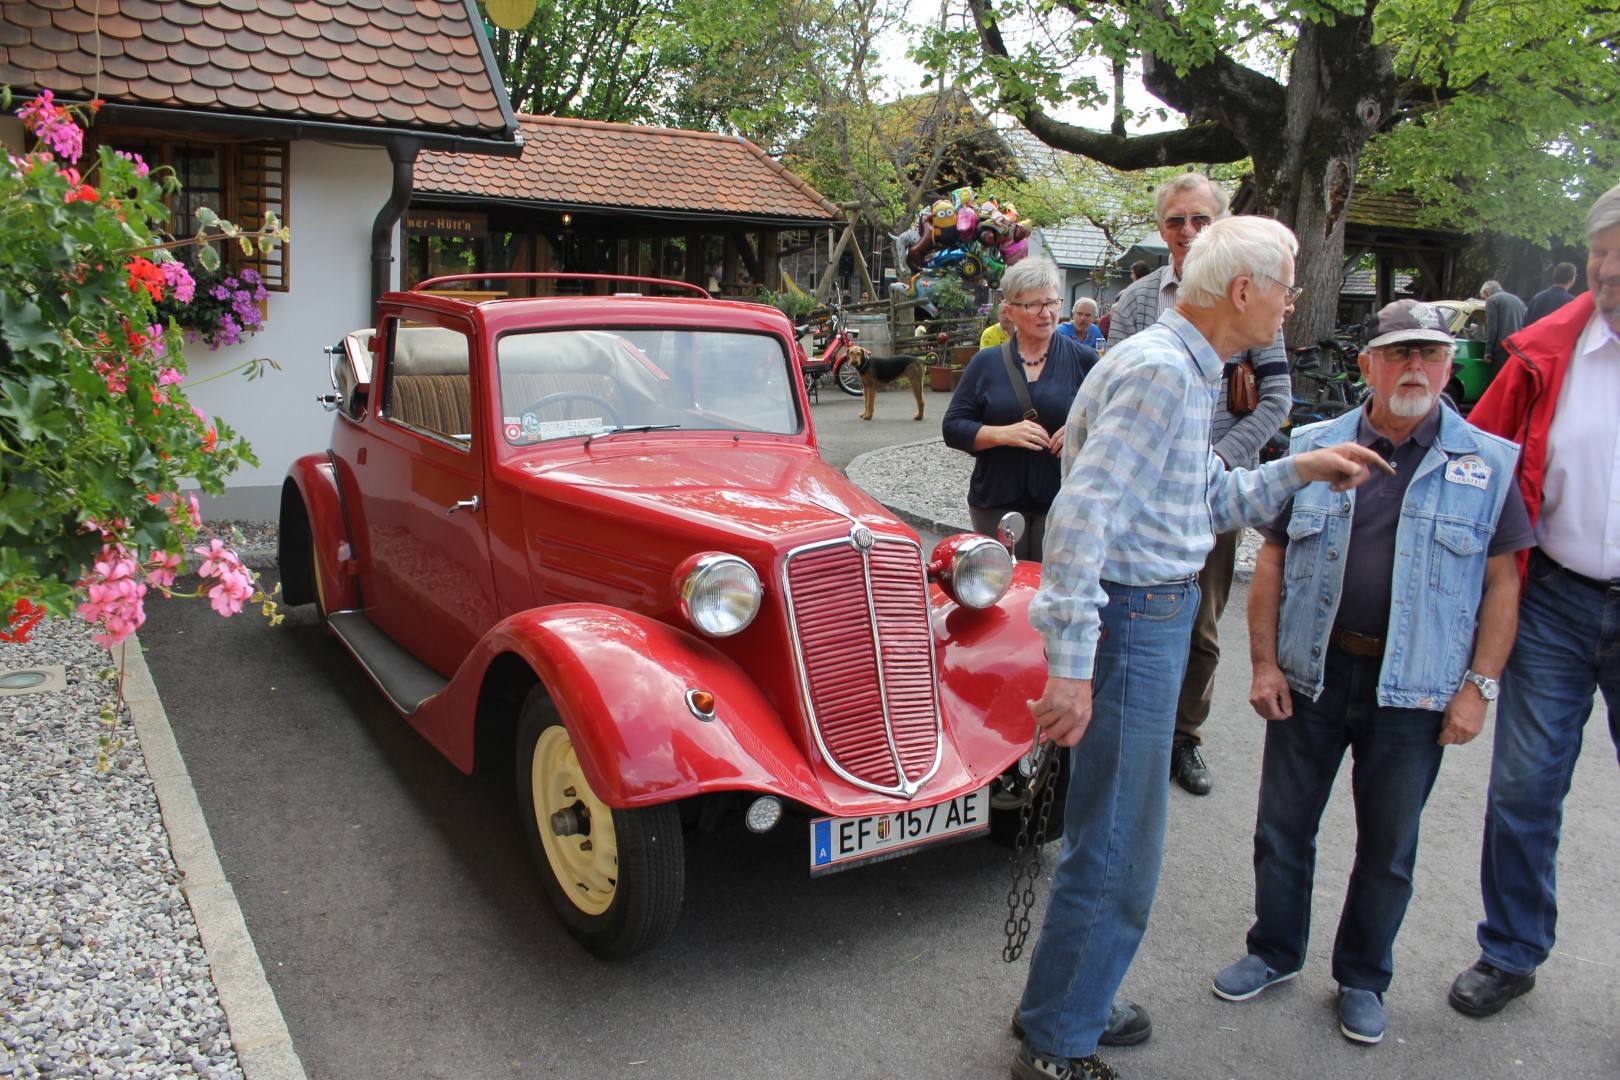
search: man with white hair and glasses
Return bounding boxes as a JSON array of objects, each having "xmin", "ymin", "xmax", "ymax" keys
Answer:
[
  {"xmin": 1449, "ymin": 180, "xmax": 1620, "ymax": 1019},
  {"xmin": 1011, "ymin": 217, "xmax": 1387, "ymax": 1080},
  {"xmin": 1211, "ymin": 298, "xmax": 1531, "ymax": 1045},
  {"xmin": 1108, "ymin": 172, "xmax": 1292, "ymax": 797}
]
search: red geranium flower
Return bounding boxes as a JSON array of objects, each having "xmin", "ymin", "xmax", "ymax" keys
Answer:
[{"xmin": 124, "ymin": 257, "xmax": 165, "ymax": 301}]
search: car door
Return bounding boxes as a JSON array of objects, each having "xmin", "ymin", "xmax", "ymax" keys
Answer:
[{"xmin": 359, "ymin": 312, "xmax": 498, "ymax": 676}]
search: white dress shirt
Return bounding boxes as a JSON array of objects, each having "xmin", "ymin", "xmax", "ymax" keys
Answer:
[{"xmin": 1536, "ymin": 308, "xmax": 1620, "ymax": 579}]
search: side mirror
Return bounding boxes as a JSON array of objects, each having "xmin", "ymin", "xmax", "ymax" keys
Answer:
[{"xmin": 997, "ymin": 511, "xmax": 1026, "ymax": 555}]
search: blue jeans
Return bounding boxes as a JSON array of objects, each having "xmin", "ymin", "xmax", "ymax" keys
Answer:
[
  {"xmin": 1019, "ymin": 578, "xmax": 1197, "ymax": 1057},
  {"xmin": 1477, "ymin": 555, "xmax": 1620, "ymax": 974},
  {"xmin": 1246, "ymin": 647, "xmax": 1445, "ymax": 992}
]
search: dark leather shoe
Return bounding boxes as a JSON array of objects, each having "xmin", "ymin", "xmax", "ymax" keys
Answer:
[
  {"xmin": 1449, "ymin": 959, "xmax": 1536, "ymax": 1017},
  {"xmin": 1171, "ymin": 740, "xmax": 1213, "ymax": 796},
  {"xmin": 1012, "ymin": 1000, "xmax": 1152, "ymax": 1048}
]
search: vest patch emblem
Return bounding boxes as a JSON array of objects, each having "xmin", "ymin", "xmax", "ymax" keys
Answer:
[{"xmin": 1444, "ymin": 454, "xmax": 1491, "ymax": 489}]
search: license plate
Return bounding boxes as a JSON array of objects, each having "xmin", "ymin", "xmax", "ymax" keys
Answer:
[{"xmin": 809, "ymin": 787, "xmax": 989, "ymax": 876}]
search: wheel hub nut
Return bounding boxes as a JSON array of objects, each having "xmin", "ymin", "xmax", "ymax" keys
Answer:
[{"xmin": 550, "ymin": 802, "xmax": 590, "ymax": 837}]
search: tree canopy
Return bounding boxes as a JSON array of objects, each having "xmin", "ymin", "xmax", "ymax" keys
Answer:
[{"xmin": 921, "ymin": 0, "xmax": 1620, "ymax": 338}]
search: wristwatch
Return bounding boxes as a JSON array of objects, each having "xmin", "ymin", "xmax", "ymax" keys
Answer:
[{"xmin": 1462, "ymin": 670, "xmax": 1500, "ymax": 701}]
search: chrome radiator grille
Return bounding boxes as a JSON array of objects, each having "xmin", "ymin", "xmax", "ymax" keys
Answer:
[{"xmin": 782, "ymin": 529, "xmax": 941, "ymax": 797}]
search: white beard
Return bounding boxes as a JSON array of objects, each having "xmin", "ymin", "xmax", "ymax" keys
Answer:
[{"xmin": 1386, "ymin": 385, "xmax": 1436, "ymax": 417}]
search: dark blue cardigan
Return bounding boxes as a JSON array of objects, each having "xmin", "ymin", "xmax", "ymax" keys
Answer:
[{"xmin": 940, "ymin": 333, "xmax": 1099, "ymax": 513}]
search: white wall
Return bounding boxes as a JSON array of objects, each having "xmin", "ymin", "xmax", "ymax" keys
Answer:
[{"xmin": 182, "ymin": 141, "xmax": 396, "ymax": 520}]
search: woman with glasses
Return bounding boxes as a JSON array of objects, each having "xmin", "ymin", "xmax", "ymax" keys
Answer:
[{"xmin": 943, "ymin": 257, "xmax": 1100, "ymax": 560}]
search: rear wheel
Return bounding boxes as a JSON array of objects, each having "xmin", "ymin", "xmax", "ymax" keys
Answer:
[
  {"xmin": 835, "ymin": 358, "xmax": 864, "ymax": 396},
  {"xmin": 309, "ymin": 536, "xmax": 330, "ymax": 623},
  {"xmin": 515, "ymin": 688, "xmax": 684, "ymax": 958}
]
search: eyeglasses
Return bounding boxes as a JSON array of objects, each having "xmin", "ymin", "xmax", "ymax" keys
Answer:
[
  {"xmin": 1255, "ymin": 272, "xmax": 1304, "ymax": 304},
  {"xmin": 1007, "ymin": 298, "xmax": 1063, "ymax": 313},
  {"xmin": 1374, "ymin": 343, "xmax": 1451, "ymax": 364},
  {"xmin": 1161, "ymin": 214, "xmax": 1213, "ymax": 232}
]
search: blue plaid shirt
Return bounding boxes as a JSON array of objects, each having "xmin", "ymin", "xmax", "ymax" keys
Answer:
[{"xmin": 1031, "ymin": 309, "xmax": 1307, "ymax": 679}]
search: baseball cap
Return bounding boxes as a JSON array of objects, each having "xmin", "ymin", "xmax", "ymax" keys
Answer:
[{"xmin": 1364, "ymin": 299, "xmax": 1453, "ymax": 349}]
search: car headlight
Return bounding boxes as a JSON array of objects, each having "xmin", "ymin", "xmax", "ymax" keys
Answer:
[
  {"xmin": 930, "ymin": 535, "xmax": 1014, "ymax": 609},
  {"xmin": 675, "ymin": 554, "xmax": 762, "ymax": 637}
]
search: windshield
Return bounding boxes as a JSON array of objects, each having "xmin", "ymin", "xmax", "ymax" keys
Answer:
[{"xmin": 496, "ymin": 328, "xmax": 800, "ymax": 445}]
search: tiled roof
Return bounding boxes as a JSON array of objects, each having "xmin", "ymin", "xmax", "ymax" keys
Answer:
[
  {"xmin": 1036, "ymin": 221, "xmax": 1159, "ymax": 269},
  {"xmin": 0, "ymin": 0, "xmax": 516, "ymax": 145},
  {"xmin": 415, "ymin": 115, "xmax": 841, "ymax": 223},
  {"xmin": 1345, "ymin": 186, "xmax": 1456, "ymax": 234}
]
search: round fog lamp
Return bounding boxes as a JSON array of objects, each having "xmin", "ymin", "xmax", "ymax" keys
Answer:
[
  {"xmin": 948, "ymin": 536, "xmax": 1014, "ymax": 609},
  {"xmin": 677, "ymin": 554, "xmax": 762, "ymax": 637},
  {"xmin": 745, "ymin": 796, "xmax": 783, "ymax": 834}
]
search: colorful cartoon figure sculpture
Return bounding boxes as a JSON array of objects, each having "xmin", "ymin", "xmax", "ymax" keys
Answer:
[{"xmin": 890, "ymin": 188, "xmax": 1030, "ymax": 300}]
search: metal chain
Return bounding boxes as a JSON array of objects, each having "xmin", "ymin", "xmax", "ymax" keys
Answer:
[{"xmin": 1002, "ymin": 735, "xmax": 1061, "ymax": 962}]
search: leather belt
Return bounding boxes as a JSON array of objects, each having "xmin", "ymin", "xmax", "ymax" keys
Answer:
[
  {"xmin": 1329, "ymin": 627, "xmax": 1385, "ymax": 657},
  {"xmin": 1533, "ymin": 548, "xmax": 1620, "ymax": 595}
]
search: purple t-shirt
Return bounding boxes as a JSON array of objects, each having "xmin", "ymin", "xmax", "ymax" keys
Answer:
[{"xmin": 1258, "ymin": 406, "xmax": 1533, "ymax": 636}]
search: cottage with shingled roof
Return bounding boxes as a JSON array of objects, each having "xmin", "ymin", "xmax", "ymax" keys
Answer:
[
  {"xmin": 1, "ymin": 0, "xmax": 521, "ymax": 519},
  {"xmin": 406, "ymin": 114, "xmax": 842, "ymax": 300}
]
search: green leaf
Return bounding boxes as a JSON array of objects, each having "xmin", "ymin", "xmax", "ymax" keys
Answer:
[{"xmin": 0, "ymin": 294, "xmax": 62, "ymax": 351}]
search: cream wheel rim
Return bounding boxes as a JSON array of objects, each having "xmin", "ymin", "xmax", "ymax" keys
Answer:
[{"xmin": 533, "ymin": 726, "xmax": 618, "ymax": 915}]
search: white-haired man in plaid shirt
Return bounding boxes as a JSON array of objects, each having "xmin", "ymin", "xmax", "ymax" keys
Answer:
[
  {"xmin": 1107, "ymin": 173, "xmax": 1292, "ymax": 798},
  {"xmin": 1011, "ymin": 217, "xmax": 1386, "ymax": 1080}
]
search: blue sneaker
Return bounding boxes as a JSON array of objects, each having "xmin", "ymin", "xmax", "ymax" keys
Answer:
[
  {"xmin": 1337, "ymin": 987, "xmax": 1386, "ymax": 1044},
  {"xmin": 1211, "ymin": 955, "xmax": 1301, "ymax": 1002}
]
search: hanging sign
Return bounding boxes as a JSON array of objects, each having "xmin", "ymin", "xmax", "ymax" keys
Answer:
[{"xmin": 406, "ymin": 210, "xmax": 488, "ymax": 239}]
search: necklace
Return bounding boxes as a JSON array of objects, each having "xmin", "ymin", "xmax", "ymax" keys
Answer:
[{"xmin": 1022, "ymin": 354, "xmax": 1046, "ymax": 367}]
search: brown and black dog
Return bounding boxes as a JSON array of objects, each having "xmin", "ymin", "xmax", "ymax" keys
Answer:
[{"xmin": 848, "ymin": 345, "xmax": 927, "ymax": 421}]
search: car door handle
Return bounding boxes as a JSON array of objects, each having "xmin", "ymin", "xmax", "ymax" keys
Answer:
[{"xmin": 447, "ymin": 496, "xmax": 480, "ymax": 516}]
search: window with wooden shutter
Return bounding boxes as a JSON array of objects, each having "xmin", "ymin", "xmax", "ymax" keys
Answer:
[
  {"xmin": 237, "ymin": 141, "xmax": 289, "ymax": 292},
  {"xmin": 87, "ymin": 131, "xmax": 290, "ymax": 291}
]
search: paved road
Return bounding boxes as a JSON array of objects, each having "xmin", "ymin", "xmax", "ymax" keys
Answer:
[{"xmin": 139, "ymin": 388, "xmax": 1618, "ymax": 1079}]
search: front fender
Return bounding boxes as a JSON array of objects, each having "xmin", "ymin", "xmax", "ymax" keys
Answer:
[
  {"xmin": 443, "ymin": 605, "xmax": 822, "ymax": 809},
  {"xmin": 933, "ymin": 561, "xmax": 1048, "ymax": 768}
]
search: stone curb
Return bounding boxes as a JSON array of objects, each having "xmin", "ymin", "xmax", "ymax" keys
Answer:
[
  {"xmin": 846, "ymin": 437, "xmax": 973, "ymax": 539},
  {"xmin": 122, "ymin": 636, "xmax": 309, "ymax": 1080}
]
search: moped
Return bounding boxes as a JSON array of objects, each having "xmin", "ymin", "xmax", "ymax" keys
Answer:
[{"xmin": 793, "ymin": 297, "xmax": 864, "ymax": 400}]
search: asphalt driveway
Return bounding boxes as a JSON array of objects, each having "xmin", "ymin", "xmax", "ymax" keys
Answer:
[{"xmin": 136, "ymin": 386, "xmax": 1619, "ymax": 1078}]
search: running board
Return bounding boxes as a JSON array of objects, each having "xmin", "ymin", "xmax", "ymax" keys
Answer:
[{"xmin": 326, "ymin": 611, "xmax": 448, "ymax": 716}]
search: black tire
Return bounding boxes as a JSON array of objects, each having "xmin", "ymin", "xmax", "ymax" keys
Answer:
[
  {"xmin": 515, "ymin": 687, "xmax": 684, "ymax": 959},
  {"xmin": 835, "ymin": 359, "xmax": 864, "ymax": 396},
  {"xmin": 988, "ymin": 743, "xmax": 1069, "ymax": 848}
]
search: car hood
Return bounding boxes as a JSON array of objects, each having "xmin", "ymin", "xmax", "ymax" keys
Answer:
[{"xmin": 506, "ymin": 439, "xmax": 902, "ymax": 543}]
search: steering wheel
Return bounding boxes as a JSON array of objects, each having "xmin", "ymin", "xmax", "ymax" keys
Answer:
[{"xmin": 520, "ymin": 391, "xmax": 622, "ymax": 428}]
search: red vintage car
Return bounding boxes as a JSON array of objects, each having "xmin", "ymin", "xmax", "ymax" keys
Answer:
[{"xmin": 278, "ymin": 274, "xmax": 1060, "ymax": 958}]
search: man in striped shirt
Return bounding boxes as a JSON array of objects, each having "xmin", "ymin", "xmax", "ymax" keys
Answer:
[
  {"xmin": 1011, "ymin": 218, "xmax": 1386, "ymax": 1080},
  {"xmin": 1106, "ymin": 173, "xmax": 1292, "ymax": 796}
]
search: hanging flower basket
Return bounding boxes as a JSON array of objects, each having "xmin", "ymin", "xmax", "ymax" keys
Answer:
[{"xmin": 153, "ymin": 263, "xmax": 269, "ymax": 349}]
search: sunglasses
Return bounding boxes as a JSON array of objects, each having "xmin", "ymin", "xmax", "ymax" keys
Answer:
[{"xmin": 1161, "ymin": 214, "xmax": 1213, "ymax": 232}]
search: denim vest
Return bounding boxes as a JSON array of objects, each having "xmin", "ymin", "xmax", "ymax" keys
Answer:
[{"xmin": 1277, "ymin": 406, "xmax": 1520, "ymax": 708}]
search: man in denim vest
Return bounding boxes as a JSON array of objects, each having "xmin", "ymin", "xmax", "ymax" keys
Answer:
[{"xmin": 1210, "ymin": 299, "xmax": 1533, "ymax": 1045}]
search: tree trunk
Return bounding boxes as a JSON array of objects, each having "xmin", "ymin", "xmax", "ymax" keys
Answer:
[{"xmin": 1241, "ymin": 16, "xmax": 1395, "ymax": 345}]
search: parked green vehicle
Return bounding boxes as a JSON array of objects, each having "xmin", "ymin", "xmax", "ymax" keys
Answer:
[{"xmin": 1432, "ymin": 300, "xmax": 1492, "ymax": 409}]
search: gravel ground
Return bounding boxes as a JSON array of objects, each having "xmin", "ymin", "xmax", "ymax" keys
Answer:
[
  {"xmin": 0, "ymin": 618, "xmax": 243, "ymax": 1079},
  {"xmin": 846, "ymin": 438, "xmax": 1265, "ymax": 575}
]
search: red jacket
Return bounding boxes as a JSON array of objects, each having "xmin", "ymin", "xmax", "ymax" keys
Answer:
[{"xmin": 1466, "ymin": 292, "xmax": 1595, "ymax": 573}]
